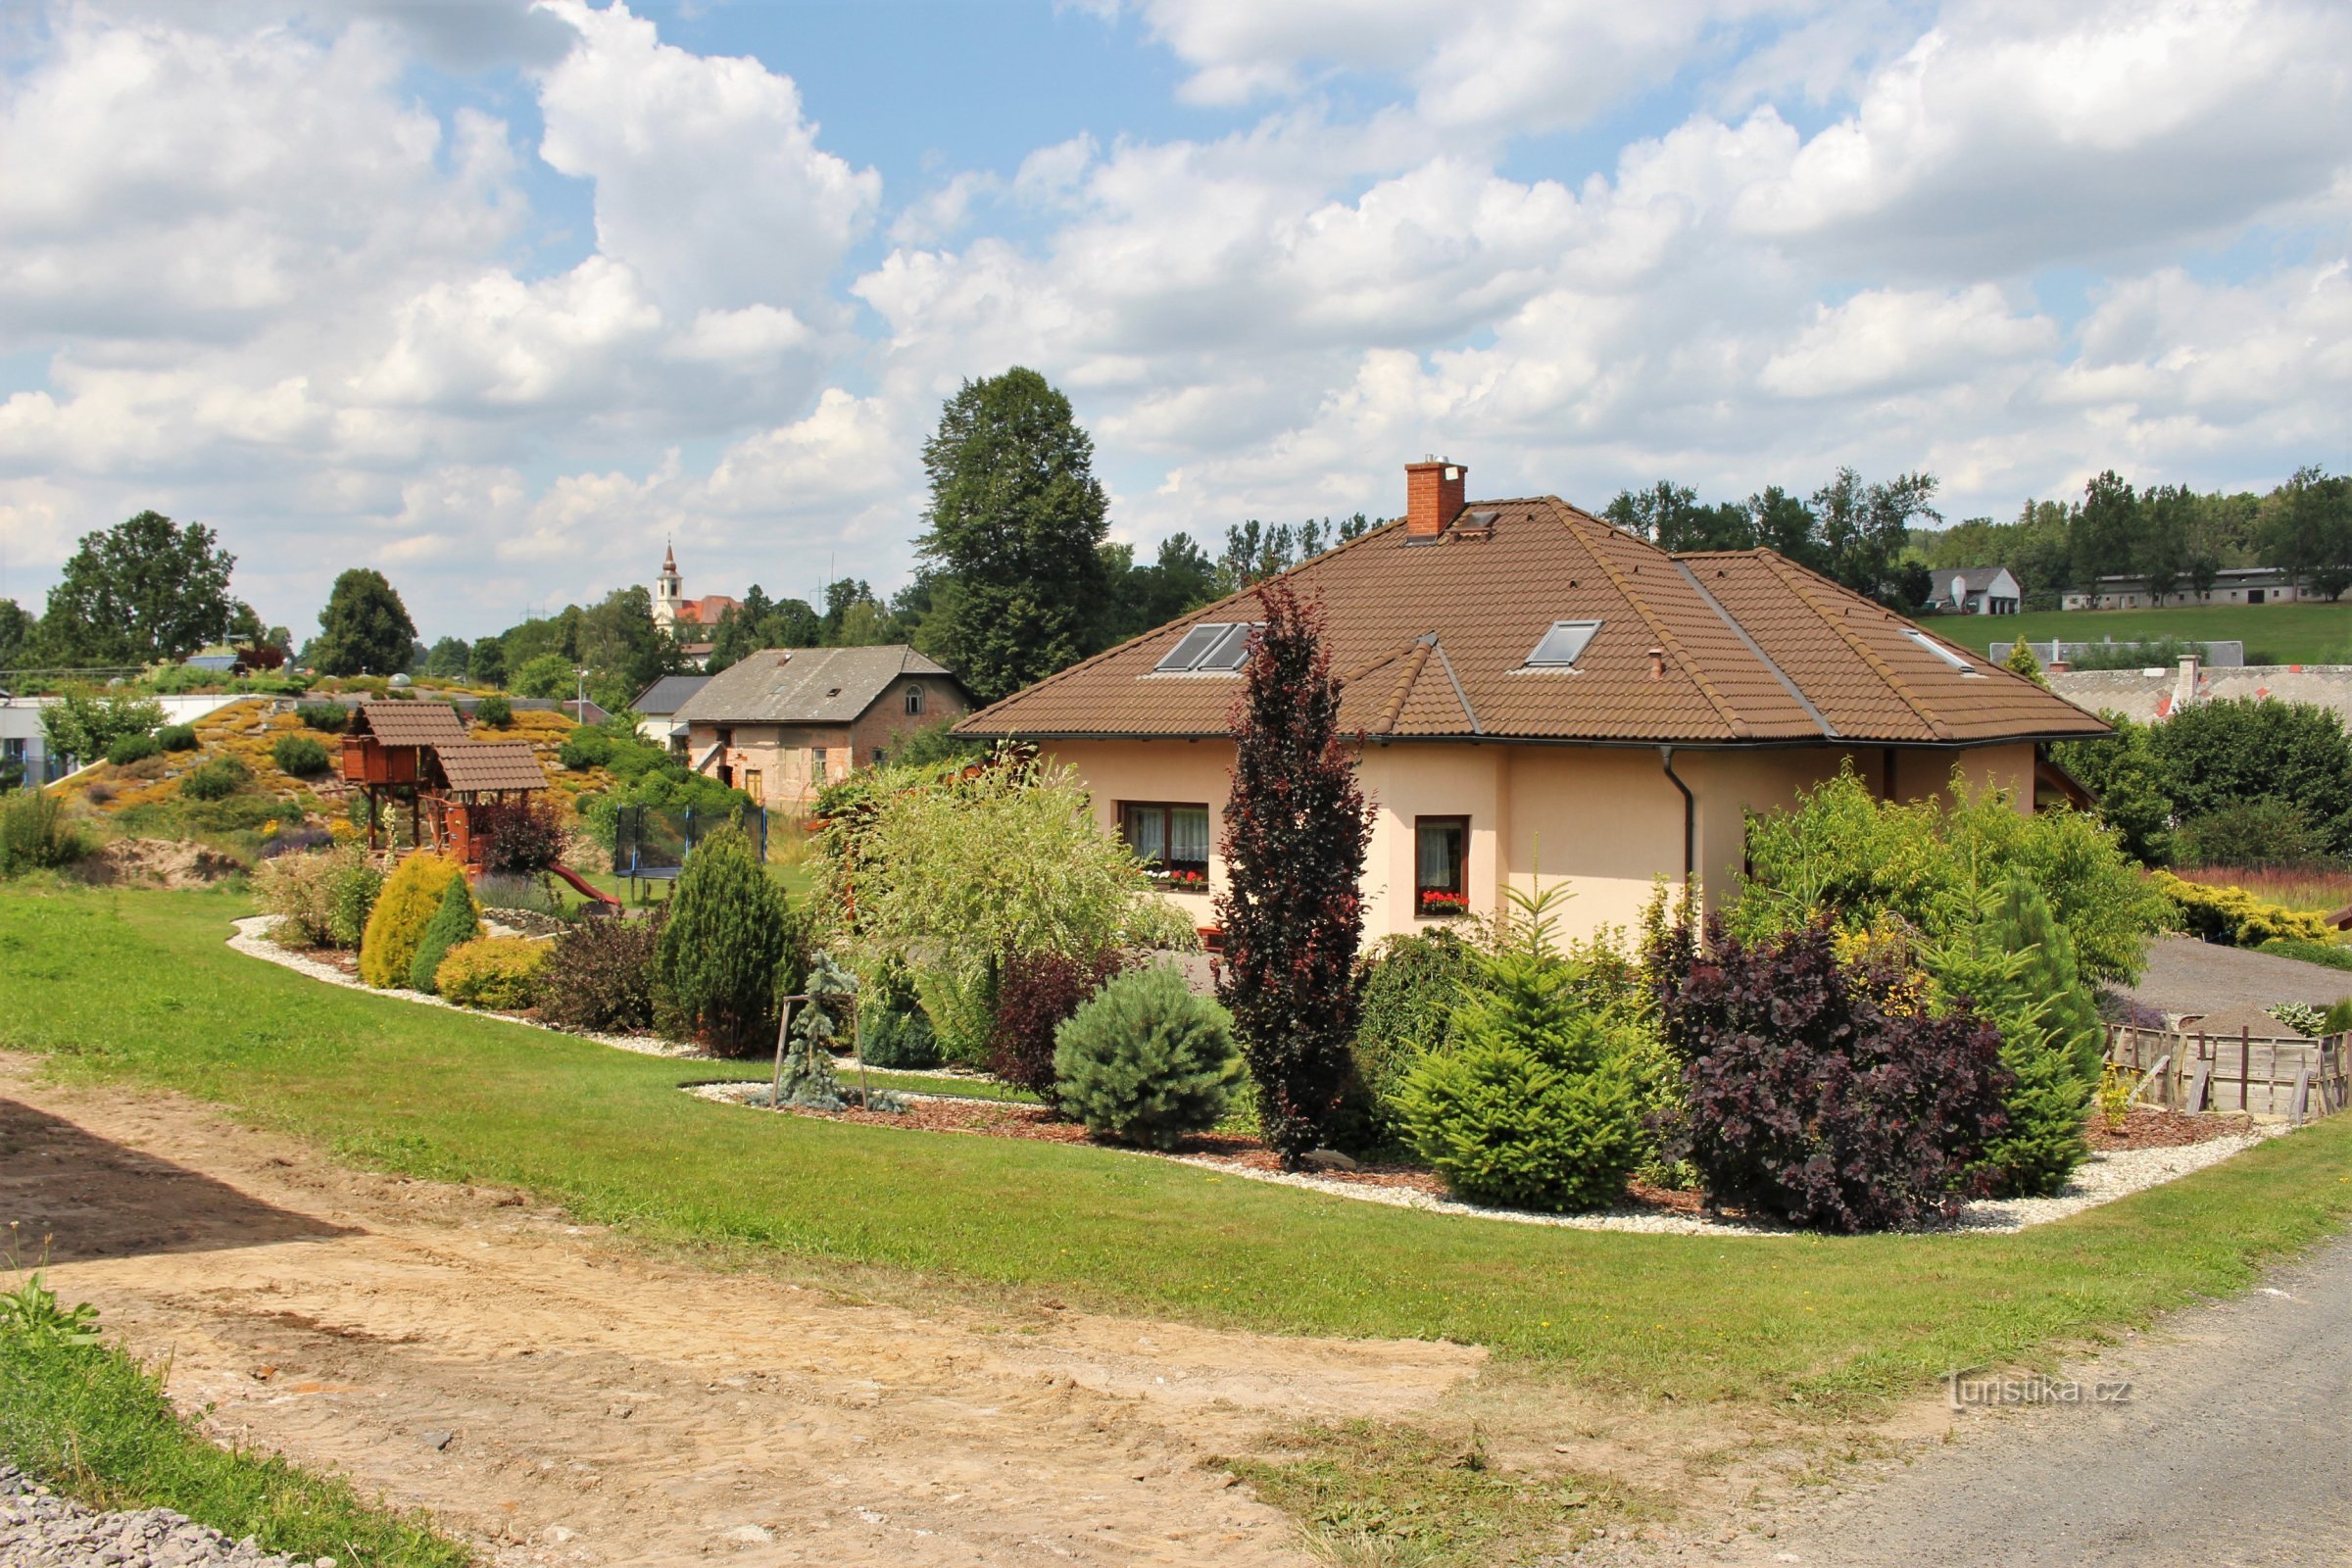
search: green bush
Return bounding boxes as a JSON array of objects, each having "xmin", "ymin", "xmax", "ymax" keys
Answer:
[
  {"xmin": 653, "ymin": 824, "xmax": 790, "ymax": 1054},
  {"xmin": 559, "ymin": 728, "xmax": 616, "ymax": 770},
  {"xmin": 104, "ymin": 732, "xmax": 160, "ymax": 765},
  {"xmin": 2153, "ymin": 697, "xmax": 2352, "ymax": 856},
  {"xmin": 270, "ymin": 734, "xmax": 331, "ymax": 777},
  {"xmin": 294, "ymin": 701, "xmax": 348, "ymax": 733},
  {"xmin": 435, "ymin": 937, "xmax": 547, "ymax": 1009},
  {"xmin": 408, "ymin": 875, "xmax": 483, "ymax": 993},
  {"xmin": 328, "ymin": 858, "xmax": 383, "ymax": 949},
  {"xmin": 2155, "ymin": 872, "xmax": 2335, "ymax": 947},
  {"xmin": 0, "ymin": 792, "xmax": 88, "ymax": 877},
  {"xmin": 1350, "ymin": 928, "xmax": 1484, "ymax": 1131},
  {"xmin": 2177, "ymin": 800, "xmax": 2332, "ymax": 869},
  {"xmin": 2256, "ymin": 937, "xmax": 2352, "ymax": 972},
  {"xmin": 253, "ymin": 844, "xmax": 373, "ymax": 948},
  {"xmin": 359, "ymin": 852, "xmax": 464, "ymax": 988},
  {"xmin": 859, "ymin": 1004, "xmax": 940, "ymax": 1068},
  {"xmin": 1734, "ymin": 766, "xmax": 2170, "ymax": 983},
  {"xmin": 156, "ymin": 723, "xmax": 198, "ymax": 752},
  {"xmin": 474, "ymin": 695, "xmax": 513, "ymax": 727},
  {"xmin": 539, "ymin": 913, "xmax": 664, "ymax": 1032},
  {"xmin": 1053, "ymin": 965, "xmax": 1241, "ymax": 1149},
  {"xmin": 180, "ymin": 757, "xmax": 250, "ymax": 802}
]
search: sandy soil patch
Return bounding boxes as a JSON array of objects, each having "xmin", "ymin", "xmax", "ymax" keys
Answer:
[
  {"xmin": 0, "ymin": 1056, "xmax": 1489, "ymax": 1568},
  {"xmin": 72, "ymin": 838, "xmax": 246, "ymax": 889}
]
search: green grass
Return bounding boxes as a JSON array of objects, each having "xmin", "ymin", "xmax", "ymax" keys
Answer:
[
  {"xmin": 7, "ymin": 887, "xmax": 2352, "ymax": 1415},
  {"xmin": 1959, "ymin": 603, "xmax": 2352, "ymax": 666},
  {"xmin": 0, "ymin": 1282, "xmax": 470, "ymax": 1566}
]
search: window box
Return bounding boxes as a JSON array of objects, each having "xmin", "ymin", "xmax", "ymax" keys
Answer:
[
  {"xmin": 1416, "ymin": 888, "xmax": 1470, "ymax": 918},
  {"xmin": 1415, "ymin": 815, "xmax": 1468, "ymax": 919},
  {"xmin": 1119, "ymin": 801, "xmax": 1211, "ymax": 883},
  {"xmin": 1150, "ymin": 866, "xmax": 1209, "ymax": 892}
]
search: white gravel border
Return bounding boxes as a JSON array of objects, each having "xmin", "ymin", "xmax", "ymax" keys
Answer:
[
  {"xmin": 226, "ymin": 914, "xmax": 710, "ymax": 1058},
  {"xmin": 229, "ymin": 919, "xmax": 2297, "ymax": 1239}
]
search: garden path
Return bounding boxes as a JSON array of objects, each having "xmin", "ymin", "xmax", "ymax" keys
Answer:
[{"xmin": 0, "ymin": 1057, "xmax": 1482, "ymax": 1568}]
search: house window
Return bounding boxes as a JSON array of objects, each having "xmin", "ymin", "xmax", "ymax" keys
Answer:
[
  {"xmin": 1415, "ymin": 816, "xmax": 1468, "ymax": 917},
  {"xmin": 1119, "ymin": 802, "xmax": 1211, "ymax": 887},
  {"xmin": 811, "ymin": 748, "xmax": 829, "ymax": 785},
  {"xmin": 905, "ymin": 685, "xmax": 925, "ymax": 716}
]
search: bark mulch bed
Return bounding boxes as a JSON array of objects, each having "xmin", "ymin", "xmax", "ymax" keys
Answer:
[{"xmin": 2085, "ymin": 1104, "xmax": 2259, "ymax": 1151}]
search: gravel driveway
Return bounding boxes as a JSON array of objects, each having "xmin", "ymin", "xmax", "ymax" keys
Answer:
[
  {"xmin": 2120, "ymin": 934, "xmax": 2352, "ymax": 1019},
  {"xmin": 1614, "ymin": 1227, "xmax": 2352, "ymax": 1567}
]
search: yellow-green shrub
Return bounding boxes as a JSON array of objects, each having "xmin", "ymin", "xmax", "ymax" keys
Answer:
[
  {"xmin": 435, "ymin": 937, "xmax": 549, "ymax": 1010},
  {"xmin": 358, "ymin": 852, "xmax": 465, "ymax": 988},
  {"xmin": 2153, "ymin": 871, "xmax": 2336, "ymax": 948}
]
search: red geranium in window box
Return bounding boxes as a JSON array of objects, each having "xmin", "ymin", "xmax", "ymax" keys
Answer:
[{"xmin": 1418, "ymin": 889, "xmax": 1469, "ymax": 917}]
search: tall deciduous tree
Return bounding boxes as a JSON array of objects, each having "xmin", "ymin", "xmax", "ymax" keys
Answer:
[
  {"xmin": 1810, "ymin": 467, "xmax": 1939, "ymax": 606},
  {"xmin": 1214, "ymin": 581, "xmax": 1374, "ymax": 1165},
  {"xmin": 2070, "ymin": 469, "xmax": 2141, "ymax": 586},
  {"xmin": 39, "ymin": 512, "xmax": 242, "ymax": 664},
  {"xmin": 916, "ymin": 367, "xmax": 1110, "ymax": 704},
  {"xmin": 312, "ymin": 567, "xmax": 418, "ymax": 676},
  {"xmin": 2262, "ymin": 466, "xmax": 2352, "ymax": 601}
]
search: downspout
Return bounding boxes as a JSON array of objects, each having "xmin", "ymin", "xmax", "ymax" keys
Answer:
[{"xmin": 1659, "ymin": 746, "xmax": 1694, "ymax": 891}]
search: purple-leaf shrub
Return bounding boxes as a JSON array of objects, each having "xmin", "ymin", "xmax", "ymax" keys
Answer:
[
  {"xmin": 989, "ymin": 947, "xmax": 1130, "ymax": 1097},
  {"xmin": 1651, "ymin": 916, "xmax": 2012, "ymax": 1234}
]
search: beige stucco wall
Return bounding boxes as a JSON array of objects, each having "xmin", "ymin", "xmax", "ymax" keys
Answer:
[
  {"xmin": 1045, "ymin": 736, "xmax": 2042, "ymax": 948},
  {"xmin": 680, "ymin": 679, "xmax": 970, "ymax": 814}
]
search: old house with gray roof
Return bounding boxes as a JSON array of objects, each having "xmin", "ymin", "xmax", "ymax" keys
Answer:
[{"xmin": 671, "ymin": 646, "xmax": 969, "ymax": 809}]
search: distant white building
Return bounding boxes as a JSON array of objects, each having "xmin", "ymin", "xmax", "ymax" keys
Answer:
[
  {"xmin": 0, "ymin": 692, "xmax": 246, "ymax": 790},
  {"xmin": 2062, "ymin": 566, "xmax": 2344, "ymax": 612},
  {"xmin": 649, "ymin": 544, "xmax": 742, "ymax": 669},
  {"xmin": 1928, "ymin": 566, "xmax": 2022, "ymax": 615}
]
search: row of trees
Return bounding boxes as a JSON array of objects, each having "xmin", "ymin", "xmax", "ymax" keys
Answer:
[
  {"xmin": 1918, "ymin": 466, "xmax": 2351, "ymax": 605},
  {"xmin": 1601, "ymin": 470, "xmax": 1944, "ymax": 609}
]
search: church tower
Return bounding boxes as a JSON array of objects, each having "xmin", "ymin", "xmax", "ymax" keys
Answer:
[{"xmin": 654, "ymin": 542, "xmax": 683, "ymax": 630}]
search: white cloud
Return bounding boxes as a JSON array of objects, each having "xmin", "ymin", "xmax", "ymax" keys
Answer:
[{"xmin": 1759, "ymin": 284, "xmax": 2057, "ymax": 398}]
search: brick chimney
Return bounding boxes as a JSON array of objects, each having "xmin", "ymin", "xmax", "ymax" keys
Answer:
[{"xmin": 1405, "ymin": 460, "xmax": 1466, "ymax": 539}]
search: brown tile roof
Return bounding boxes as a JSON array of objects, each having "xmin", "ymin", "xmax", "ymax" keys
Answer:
[
  {"xmin": 433, "ymin": 741, "xmax": 550, "ymax": 793},
  {"xmin": 352, "ymin": 701, "xmax": 470, "ymax": 748},
  {"xmin": 956, "ymin": 499, "xmax": 2110, "ymax": 748}
]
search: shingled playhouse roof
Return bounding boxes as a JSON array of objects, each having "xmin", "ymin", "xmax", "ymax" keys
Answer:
[
  {"xmin": 956, "ymin": 497, "xmax": 2109, "ymax": 749},
  {"xmin": 433, "ymin": 741, "xmax": 551, "ymax": 794},
  {"xmin": 673, "ymin": 646, "xmax": 959, "ymax": 727},
  {"xmin": 351, "ymin": 700, "xmax": 471, "ymax": 748}
]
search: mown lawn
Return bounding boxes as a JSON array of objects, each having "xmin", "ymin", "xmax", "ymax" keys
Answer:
[
  {"xmin": 1953, "ymin": 602, "xmax": 2352, "ymax": 666},
  {"xmin": 7, "ymin": 886, "xmax": 2352, "ymax": 1414}
]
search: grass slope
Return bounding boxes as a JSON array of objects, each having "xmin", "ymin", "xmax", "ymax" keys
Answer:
[
  {"xmin": 0, "ymin": 1295, "xmax": 470, "ymax": 1566},
  {"xmin": 1956, "ymin": 603, "xmax": 2352, "ymax": 666},
  {"xmin": 7, "ymin": 888, "xmax": 2352, "ymax": 1414}
]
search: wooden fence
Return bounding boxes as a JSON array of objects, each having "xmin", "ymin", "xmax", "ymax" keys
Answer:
[{"xmin": 2104, "ymin": 1024, "xmax": 2352, "ymax": 1122}]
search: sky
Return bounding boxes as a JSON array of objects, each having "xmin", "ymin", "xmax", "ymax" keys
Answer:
[{"xmin": 1, "ymin": 0, "xmax": 2347, "ymax": 641}]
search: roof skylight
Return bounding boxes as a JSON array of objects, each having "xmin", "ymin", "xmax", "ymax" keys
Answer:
[
  {"xmin": 1903, "ymin": 628, "xmax": 1980, "ymax": 674},
  {"xmin": 1153, "ymin": 621, "xmax": 1261, "ymax": 673},
  {"xmin": 1524, "ymin": 619, "xmax": 1601, "ymax": 669}
]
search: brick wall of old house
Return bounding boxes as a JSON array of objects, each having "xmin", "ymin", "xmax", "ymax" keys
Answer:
[{"xmin": 847, "ymin": 678, "xmax": 973, "ymax": 766}]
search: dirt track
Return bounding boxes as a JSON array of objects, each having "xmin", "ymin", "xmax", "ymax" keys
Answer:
[{"xmin": 0, "ymin": 1057, "xmax": 1484, "ymax": 1566}]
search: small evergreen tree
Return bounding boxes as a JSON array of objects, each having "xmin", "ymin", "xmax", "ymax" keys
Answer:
[
  {"xmin": 653, "ymin": 824, "xmax": 790, "ymax": 1054},
  {"xmin": 2003, "ymin": 637, "xmax": 2048, "ymax": 688},
  {"xmin": 409, "ymin": 874, "xmax": 483, "ymax": 993},
  {"xmin": 1054, "ymin": 966, "xmax": 1240, "ymax": 1148},
  {"xmin": 774, "ymin": 951, "xmax": 858, "ymax": 1108},
  {"xmin": 1984, "ymin": 873, "xmax": 2105, "ymax": 1084},
  {"xmin": 1214, "ymin": 581, "xmax": 1373, "ymax": 1165},
  {"xmin": 359, "ymin": 853, "xmax": 464, "ymax": 988}
]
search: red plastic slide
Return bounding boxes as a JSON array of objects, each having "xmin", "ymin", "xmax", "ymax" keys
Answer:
[{"xmin": 548, "ymin": 861, "xmax": 622, "ymax": 906}]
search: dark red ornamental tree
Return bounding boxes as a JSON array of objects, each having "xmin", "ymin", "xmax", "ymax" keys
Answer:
[{"xmin": 1214, "ymin": 580, "xmax": 1374, "ymax": 1165}]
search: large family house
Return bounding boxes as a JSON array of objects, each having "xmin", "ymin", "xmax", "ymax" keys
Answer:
[
  {"xmin": 674, "ymin": 645, "xmax": 971, "ymax": 810},
  {"xmin": 956, "ymin": 460, "xmax": 2110, "ymax": 944}
]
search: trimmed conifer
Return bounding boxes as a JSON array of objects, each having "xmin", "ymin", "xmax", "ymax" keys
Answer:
[
  {"xmin": 1213, "ymin": 579, "xmax": 1373, "ymax": 1164},
  {"xmin": 409, "ymin": 873, "xmax": 483, "ymax": 993},
  {"xmin": 1054, "ymin": 966, "xmax": 1240, "ymax": 1149},
  {"xmin": 652, "ymin": 823, "xmax": 790, "ymax": 1054},
  {"xmin": 1985, "ymin": 873, "xmax": 2105, "ymax": 1084},
  {"xmin": 358, "ymin": 852, "xmax": 463, "ymax": 988}
]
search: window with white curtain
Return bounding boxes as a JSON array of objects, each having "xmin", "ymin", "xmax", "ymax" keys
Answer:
[
  {"xmin": 1118, "ymin": 801, "xmax": 1211, "ymax": 883},
  {"xmin": 1415, "ymin": 816, "xmax": 1468, "ymax": 917}
]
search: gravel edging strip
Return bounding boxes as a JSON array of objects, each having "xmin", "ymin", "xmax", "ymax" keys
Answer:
[
  {"xmin": 0, "ymin": 1463, "xmax": 304, "ymax": 1568},
  {"xmin": 686, "ymin": 1079, "xmax": 2291, "ymax": 1238},
  {"xmin": 225, "ymin": 915, "xmax": 710, "ymax": 1059},
  {"xmin": 226, "ymin": 919, "xmax": 2298, "ymax": 1240}
]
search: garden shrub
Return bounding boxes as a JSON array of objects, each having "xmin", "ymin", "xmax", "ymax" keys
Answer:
[
  {"xmin": 474, "ymin": 796, "xmax": 564, "ymax": 875},
  {"xmin": 539, "ymin": 913, "xmax": 664, "ymax": 1032},
  {"xmin": 180, "ymin": 756, "xmax": 250, "ymax": 802},
  {"xmin": 2154, "ymin": 871, "xmax": 2335, "ymax": 948},
  {"xmin": 2152, "ymin": 697, "xmax": 2352, "ymax": 857},
  {"xmin": 1396, "ymin": 886, "xmax": 1648, "ymax": 1212},
  {"xmin": 270, "ymin": 734, "xmax": 331, "ymax": 777},
  {"xmin": 435, "ymin": 937, "xmax": 548, "ymax": 1009},
  {"xmin": 156, "ymin": 723, "xmax": 199, "ymax": 752},
  {"xmin": 294, "ymin": 701, "xmax": 349, "ymax": 733},
  {"xmin": 2256, "ymin": 937, "xmax": 2352, "ymax": 972},
  {"xmin": 1349, "ymin": 928, "xmax": 1485, "ymax": 1132},
  {"xmin": 104, "ymin": 732, "xmax": 160, "ymax": 765},
  {"xmin": 0, "ymin": 791, "xmax": 88, "ymax": 877},
  {"xmin": 474, "ymin": 695, "xmax": 513, "ymax": 727},
  {"xmin": 358, "ymin": 853, "xmax": 465, "ymax": 988},
  {"xmin": 255, "ymin": 844, "xmax": 367, "ymax": 947},
  {"xmin": 1652, "ymin": 917, "xmax": 2012, "ymax": 1233},
  {"xmin": 990, "ymin": 947, "xmax": 1130, "ymax": 1092},
  {"xmin": 408, "ymin": 874, "xmax": 484, "ymax": 993},
  {"xmin": 653, "ymin": 824, "xmax": 790, "ymax": 1054},
  {"xmin": 858, "ymin": 1004, "xmax": 939, "ymax": 1068},
  {"xmin": 39, "ymin": 690, "xmax": 165, "ymax": 764},
  {"xmin": 2267, "ymin": 1002, "xmax": 2328, "ymax": 1037},
  {"xmin": 1053, "ymin": 965, "xmax": 1241, "ymax": 1148},
  {"xmin": 474, "ymin": 871, "xmax": 564, "ymax": 918},
  {"xmin": 2328, "ymin": 1000, "xmax": 2352, "ymax": 1035},
  {"xmin": 559, "ymin": 728, "xmax": 616, "ymax": 770},
  {"xmin": 258, "ymin": 825, "xmax": 334, "ymax": 858},
  {"xmin": 1734, "ymin": 766, "xmax": 2170, "ymax": 983},
  {"xmin": 328, "ymin": 858, "xmax": 383, "ymax": 949},
  {"xmin": 2176, "ymin": 800, "xmax": 2331, "ymax": 869}
]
